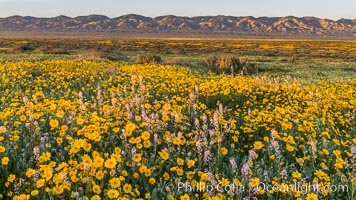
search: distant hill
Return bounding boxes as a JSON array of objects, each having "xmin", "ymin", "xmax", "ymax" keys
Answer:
[{"xmin": 0, "ymin": 14, "xmax": 355, "ymax": 37}]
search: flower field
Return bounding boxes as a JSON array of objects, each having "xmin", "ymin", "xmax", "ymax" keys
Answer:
[{"xmin": 0, "ymin": 60, "xmax": 355, "ymax": 199}]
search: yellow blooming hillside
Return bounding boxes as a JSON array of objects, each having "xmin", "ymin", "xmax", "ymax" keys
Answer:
[{"xmin": 0, "ymin": 60, "xmax": 355, "ymax": 199}]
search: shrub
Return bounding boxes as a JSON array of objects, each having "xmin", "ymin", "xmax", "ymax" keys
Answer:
[
  {"xmin": 239, "ymin": 57, "xmax": 258, "ymax": 76},
  {"xmin": 15, "ymin": 44, "xmax": 36, "ymax": 52},
  {"xmin": 99, "ymin": 47, "xmax": 122, "ymax": 61},
  {"xmin": 204, "ymin": 55, "xmax": 258, "ymax": 76},
  {"xmin": 7, "ymin": 44, "xmax": 36, "ymax": 53},
  {"xmin": 136, "ymin": 53, "xmax": 162, "ymax": 64}
]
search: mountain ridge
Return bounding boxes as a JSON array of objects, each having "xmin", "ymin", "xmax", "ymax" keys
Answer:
[{"xmin": 0, "ymin": 14, "xmax": 355, "ymax": 37}]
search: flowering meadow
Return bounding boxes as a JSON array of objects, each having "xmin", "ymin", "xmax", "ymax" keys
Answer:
[{"xmin": 0, "ymin": 60, "xmax": 355, "ymax": 200}]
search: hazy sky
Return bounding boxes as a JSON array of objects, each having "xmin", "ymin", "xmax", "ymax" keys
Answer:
[{"xmin": 0, "ymin": 0, "xmax": 355, "ymax": 20}]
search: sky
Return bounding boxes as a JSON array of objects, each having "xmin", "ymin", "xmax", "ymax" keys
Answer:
[{"xmin": 0, "ymin": 0, "xmax": 355, "ymax": 20}]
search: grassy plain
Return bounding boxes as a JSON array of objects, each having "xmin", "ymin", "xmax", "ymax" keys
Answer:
[
  {"xmin": 0, "ymin": 37, "xmax": 355, "ymax": 200},
  {"xmin": 0, "ymin": 37, "xmax": 355, "ymax": 80}
]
